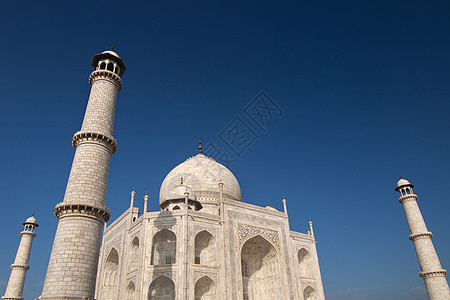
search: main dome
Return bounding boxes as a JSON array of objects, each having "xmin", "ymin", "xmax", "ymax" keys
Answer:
[{"xmin": 159, "ymin": 153, "xmax": 241, "ymax": 205}]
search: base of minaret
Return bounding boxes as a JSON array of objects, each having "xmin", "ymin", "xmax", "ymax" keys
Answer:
[{"xmin": 2, "ymin": 297, "xmax": 24, "ymax": 300}]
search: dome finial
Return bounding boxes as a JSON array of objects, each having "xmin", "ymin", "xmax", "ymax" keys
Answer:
[
  {"xmin": 198, "ymin": 137, "xmax": 202, "ymax": 153},
  {"xmin": 266, "ymin": 200, "xmax": 269, "ymax": 207},
  {"xmin": 110, "ymin": 45, "xmax": 114, "ymax": 51}
]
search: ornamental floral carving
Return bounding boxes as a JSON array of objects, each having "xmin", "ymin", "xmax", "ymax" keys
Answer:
[
  {"xmin": 194, "ymin": 271, "xmax": 217, "ymax": 283},
  {"xmin": 194, "ymin": 225, "xmax": 216, "ymax": 237},
  {"xmin": 153, "ymin": 225, "xmax": 175, "ymax": 233},
  {"xmin": 105, "ymin": 234, "xmax": 123, "ymax": 256},
  {"xmin": 151, "ymin": 271, "xmax": 177, "ymax": 282},
  {"xmin": 238, "ymin": 224, "xmax": 280, "ymax": 250}
]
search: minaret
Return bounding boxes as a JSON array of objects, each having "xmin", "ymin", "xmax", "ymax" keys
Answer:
[
  {"xmin": 2, "ymin": 215, "xmax": 38, "ymax": 300},
  {"xmin": 395, "ymin": 178, "xmax": 449, "ymax": 300},
  {"xmin": 143, "ymin": 192, "xmax": 149, "ymax": 213},
  {"xmin": 40, "ymin": 49, "xmax": 126, "ymax": 299}
]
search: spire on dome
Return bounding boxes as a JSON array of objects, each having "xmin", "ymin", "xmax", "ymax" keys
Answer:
[
  {"xmin": 198, "ymin": 137, "xmax": 203, "ymax": 153},
  {"xmin": 110, "ymin": 45, "xmax": 114, "ymax": 51}
]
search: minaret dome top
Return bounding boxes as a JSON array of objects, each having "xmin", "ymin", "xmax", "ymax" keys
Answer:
[
  {"xmin": 23, "ymin": 214, "xmax": 39, "ymax": 227},
  {"xmin": 91, "ymin": 49, "xmax": 126, "ymax": 76},
  {"xmin": 395, "ymin": 177, "xmax": 414, "ymax": 191}
]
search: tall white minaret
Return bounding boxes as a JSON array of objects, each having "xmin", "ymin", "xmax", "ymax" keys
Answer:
[
  {"xmin": 40, "ymin": 49, "xmax": 126, "ymax": 299},
  {"xmin": 2, "ymin": 215, "xmax": 38, "ymax": 300},
  {"xmin": 395, "ymin": 178, "xmax": 449, "ymax": 299}
]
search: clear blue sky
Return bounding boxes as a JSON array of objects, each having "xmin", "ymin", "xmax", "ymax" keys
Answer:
[{"xmin": 0, "ymin": 1, "xmax": 449, "ymax": 299}]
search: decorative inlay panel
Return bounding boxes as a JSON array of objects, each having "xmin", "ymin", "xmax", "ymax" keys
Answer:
[
  {"xmin": 194, "ymin": 271, "xmax": 217, "ymax": 283},
  {"xmin": 238, "ymin": 224, "xmax": 280, "ymax": 250},
  {"xmin": 194, "ymin": 225, "xmax": 216, "ymax": 237},
  {"xmin": 151, "ymin": 271, "xmax": 177, "ymax": 282},
  {"xmin": 105, "ymin": 234, "xmax": 123, "ymax": 255}
]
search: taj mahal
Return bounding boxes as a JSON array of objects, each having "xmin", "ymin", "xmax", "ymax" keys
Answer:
[{"xmin": 1, "ymin": 49, "xmax": 448, "ymax": 300}]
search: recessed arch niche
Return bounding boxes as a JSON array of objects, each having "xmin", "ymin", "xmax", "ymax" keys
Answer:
[{"xmin": 240, "ymin": 235, "xmax": 282, "ymax": 300}]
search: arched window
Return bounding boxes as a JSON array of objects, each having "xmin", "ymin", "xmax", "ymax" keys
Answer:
[
  {"xmin": 194, "ymin": 231, "xmax": 215, "ymax": 266},
  {"xmin": 104, "ymin": 248, "xmax": 119, "ymax": 286},
  {"xmin": 241, "ymin": 235, "xmax": 281, "ymax": 300},
  {"xmin": 195, "ymin": 276, "xmax": 216, "ymax": 300},
  {"xmin": 102, "ymin": 248, "xmax": 119, "ymax": 299},
  {"xmin": 173, "ymin": 205, "xmax": 180, "ymax": 210},
  {"xmin": 298, "ymin": 248, "xmax": 313, "ymax": 277},
  {"xmin": 127, "ymin": 281, "xmax": 136, "ymax": 300},
  {"xmin": 129, "ymin": 237, "xmax": 139, "ymax": 271},
  {"xmin": 132, "ymin": 237, "xmax": 139, "ymax": 255},
  {"xmin": 151, "ymin": 229, "xmax": 176, "ymax": 265},
  {"xmin": 148, "ymin": 276, "xmax": 175, "ymax": 300},
  {"xmin": 107, "ymin": 62, "xmax": 114, "ymax": 72},
  {"xmin": 303, "ymin": 286, "xmax": 317, "ymax": 300},
  {"xmin": 100, "ymin": 62, "xmax": 106, "ymax": 70}
]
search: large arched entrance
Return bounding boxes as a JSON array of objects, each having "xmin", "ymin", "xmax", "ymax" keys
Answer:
[
  {"xmin": 148, "ymin": 276, "xmax": 175, "ymax": 300},
  {"xmin": 194, "ymin": 276, "xmax": 216, "ymax": 299},
  {"xmin": 240, "ymin": 235, "xmax": 282, "ymax": 300}
]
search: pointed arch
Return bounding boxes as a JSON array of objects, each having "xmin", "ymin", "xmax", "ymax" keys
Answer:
[
  {"xmin": 129, "ymin": 236, "xmax": 140, "ymax": 271},
  {"xmin": 101, "ymin": 247, "xmax": 119, "ymax": 299},
  {"xmin": 104, "ymin": 248, "xmax": 119, "ymax": 286},
  {"xmin": 151, "ymin": 229, "xmax": 177, "ymax": 265},
  {"xmin": 194, "ymin": 230, "xmax": 216, "ymax": 266},
  {"xmin": 132, "ymin": 236, "xmax": 139, "ymax": 254},
  {"xmin": 303, "ymin": 285, "xmax": 317, "ymax": 300},
  {"xmin": 240, "ymin": 235, "xmax": 282, "ymax": 300},
  {"xmin": 194, "ymin": 276, "xmax": 216, "ymax": 300},
  {"xmin": 107, "ymin": 62, "xmax": 114, "ymax": 72},
  {"xmin": 148, "ymin": 275, "xmax": 175, "ymax": 300},
  {"xmin": 298, "ymin": 248, "xmax": 313, "ymax": 277},
  {"xmin": 127, "ymin": 281, "xmax": 136, "ymax": 300}
]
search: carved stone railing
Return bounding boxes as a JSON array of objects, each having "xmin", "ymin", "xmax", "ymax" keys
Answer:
[
  {"xmin": 54, "ymin": 202, "xmax": 110, "ymax": 223},
  {"xmin": 72, "ymin": 131, "xmax": 117, "ymax": 154},
  {"xmin": 409, "ymin": 232, "xmax": 433, "ymax": 241},
  {"xmin": 89, "ymin": 70, "xmax": 122, "ymax": 91}
]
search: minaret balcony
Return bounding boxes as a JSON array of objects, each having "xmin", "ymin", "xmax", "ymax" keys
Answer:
[
  {"xmin": 409, "ymin": 232, "xmax": 433, "ymax": 241},
  {"xmin": 89, "ymin": 69, "xmax": 123, "ymax": 90},
  {"xmin": 398, "ymin": 193, "xmax": 418, "ymax": 203}
]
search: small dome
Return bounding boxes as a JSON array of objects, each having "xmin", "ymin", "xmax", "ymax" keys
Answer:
[
  {"xmin": 23, "ymin": 214, "xmax": 38, "ymax": 227},
  {"xmin": 265, "ymin": 205, "xmax": 278, "ymax": 211},
  {"xmin": 164, "ymin": 184, "xmax": 197, "ymax": 202},
  {"xmin": 26, "ymin": 215, "xmax": 37, "ymax": 224},
  {"xmin": 395, "ymin": 178, "xmax": 414, "ymax": 191},
  {"xmin": 397, "ymin": 178, "xmax": 410, "ymax": 187},
  {"xmin": 102, "ymin": 50, "xmax": 121, "ymax": 59},
  {"xmin": 159, "ymin": 153, "xmax": 241, "ymax": 205}
]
